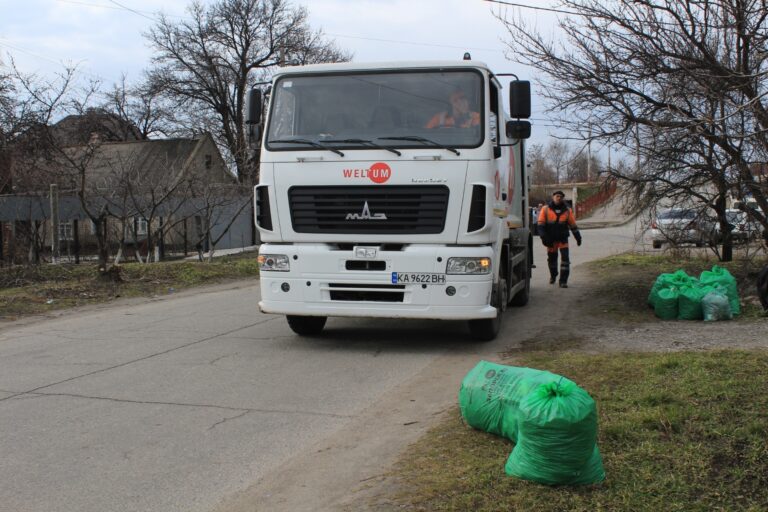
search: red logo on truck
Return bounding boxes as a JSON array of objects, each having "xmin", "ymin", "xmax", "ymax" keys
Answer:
[{"xmin": 342, "ymin": 162, "xmax": 391, "ymax": 184}]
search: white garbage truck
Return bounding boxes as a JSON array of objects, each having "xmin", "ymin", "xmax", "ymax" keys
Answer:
[{"xmin": 248, "ymin": 59, "xmax": 533, "ymax": 340}]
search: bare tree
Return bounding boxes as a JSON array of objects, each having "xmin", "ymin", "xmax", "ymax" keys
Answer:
[
  {"xmin": 187, "ymin": 181, "xmax": 251, "ymax": 262},
  {"xmin": 5, "ymin": 63, "xmax": 135, "ymax": 272},
  {"xmin": 104, "ymin": 77, "xmax": 172, "ymax": 140},
  {"xmin": 1, "ymin": 62, "xmax": 109, "ymax": 267},
  {"xmin": 546, "ymin": 140, "xmax": 571, "ymax": 184},
  {"xmin": 113, "ymin": 151, "xmax": 196, "ymax": 263},
  {"xmin": 498, "ymin": 0, "xmax": 768, "ymax": 261},
  {"xmin": 528, "ymin": 143, "xmax": 557, "ymax": 185},
  {"xmin": 568, "ymin": 151, "xmax": 601, "ymax": 183},
  {"xmin": 144, "ymin": 0, "xmax": 351, "ymax": 183}
]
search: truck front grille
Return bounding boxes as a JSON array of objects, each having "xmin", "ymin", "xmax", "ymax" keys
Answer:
[
  {"xmin": 289, "ymin": 185, "xmax": 449, "ymax": 234},
  {"xmin": 328, "ymin": 283, "xmax": 405, "ymax": 302}
]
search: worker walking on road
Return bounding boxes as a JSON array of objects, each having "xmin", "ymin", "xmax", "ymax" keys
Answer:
[{"xmin": 538, "ymin": 191, "xmax": 582, "ymax": 288}]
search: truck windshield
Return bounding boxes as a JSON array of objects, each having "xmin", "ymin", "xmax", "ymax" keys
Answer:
[{"xmin": 265, "ymin": 70, "xmax": 484, "ymax": 151}]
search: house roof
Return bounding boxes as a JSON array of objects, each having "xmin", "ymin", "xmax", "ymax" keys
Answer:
[
  {"xmin": 52, "ymin": 111, "xmax": 144, "ymax": 145},
  {"xmin": 78, "ymin": 138, "xmax": 202, "ymax": 187},
  {"xmin": 12, "ymin": 133, "xmax": 233, "ymax": 193}
]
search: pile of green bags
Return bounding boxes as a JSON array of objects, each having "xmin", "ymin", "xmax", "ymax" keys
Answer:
[
  {"xmin": 647, "ymin": 265, "xmax": 738, "ymax": 321},
  {"xmin": 458, "ymin": 361, "xmax": 605, "ymax": 486}
]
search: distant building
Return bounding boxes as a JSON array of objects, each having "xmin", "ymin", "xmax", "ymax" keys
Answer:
[{"xmin": 1, "ymin": 114, "xmax": 253, "ymax": 264}]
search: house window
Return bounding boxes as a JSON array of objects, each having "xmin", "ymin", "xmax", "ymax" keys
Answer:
[
  {"xmin": 205, "ymin": 154, "xmax": 212, "ymax": 169},
  {"xmin": 135, "ymin": 217, "xmax": 148, "ymax": 236},
  {"xmin": 58, "ymin": 221, "xmax": 74, "ymax": 241}
]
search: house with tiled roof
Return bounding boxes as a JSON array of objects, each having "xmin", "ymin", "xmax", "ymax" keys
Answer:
[{"xmin": 1, "ymin": 114, "xmax": 252, "ymax": 264}]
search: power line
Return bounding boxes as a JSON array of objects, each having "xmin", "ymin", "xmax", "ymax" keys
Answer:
[
  {"xmin": 0, "ymin": 38, "xmax": 108, "ymax": 82},
  {"xmin": 56, "ymin": 0, "xmax": 507, "ymax": 55},
  {"xmin": 56, "ymin": 0, "xmax": 192, "ymax": 21},
  {"xmin": 482, "ymin": 0, "xmax": 577, "ymax": 15},
  {"xmin": 107, "ymin": 0, "xmax": 156, "ymax": 21},
  {"xmin": 0, "ymin": 39, "xmax": 66, "ymax": 67}
]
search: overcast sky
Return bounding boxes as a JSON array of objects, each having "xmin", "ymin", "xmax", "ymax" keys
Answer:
[{"xmin": 1, "ymin": 0, "xmax": 566, "ymax": 148}]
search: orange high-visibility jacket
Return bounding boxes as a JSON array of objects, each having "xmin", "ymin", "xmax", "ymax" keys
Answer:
[
  {"xmin": 537, "ymin": 204, "xmax": 578, "ymax": 243},
  {"xmin": 425, "ymin": 111, "xmax": 480, "ymax": 129}
]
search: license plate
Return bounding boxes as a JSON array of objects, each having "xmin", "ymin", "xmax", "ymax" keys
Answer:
[{"xmin": 392, "ymin": 272, "xmax": 446, "ymax": 284}]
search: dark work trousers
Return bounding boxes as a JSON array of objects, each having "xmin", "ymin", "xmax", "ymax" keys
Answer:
[{"xmin": 547, "ymin": 247, "xmax": 570, "ymax": 284}]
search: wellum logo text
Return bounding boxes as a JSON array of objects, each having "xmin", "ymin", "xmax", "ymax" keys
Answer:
[{"xmin": 342, "ymin": 162, "xmax": 391, "ymax": 184}]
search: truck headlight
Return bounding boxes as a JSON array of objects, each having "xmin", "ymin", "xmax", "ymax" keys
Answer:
[
  {"xmin": 446, "ymin": 257, "xmax": 491, "ymax": 274},
  {"xmin": 257, "ymin": 254, "xmax": 290, "ymax": 271}
]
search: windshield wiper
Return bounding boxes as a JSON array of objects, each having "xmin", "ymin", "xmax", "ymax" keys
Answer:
[
  {"xmin": 268, "ymin": 138, "xmax": 344, "ymax": 157},
  {"xmin": 378, "ymin": 135, "xmax": 460, "ymax": 155},
  {"xmin": 323, "ymin": 138, "xmax": 402, "ymax": 156}
]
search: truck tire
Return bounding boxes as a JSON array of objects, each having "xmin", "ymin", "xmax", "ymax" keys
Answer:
[
  {"xmin": 286, "ymin": 315, "xmax": 327, "ymax": 336},
  {"xmin": 468, "ymin": 279, "xmax": 506, "ymax": 342},
  {"xmin": 509, "ymin": 248, "xmax": 530, "ymax": 307}
]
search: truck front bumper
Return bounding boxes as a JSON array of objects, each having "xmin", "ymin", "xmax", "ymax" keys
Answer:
[{"xmin": 258, "ymin": 243, "xmax": 495, "ymax": 320}]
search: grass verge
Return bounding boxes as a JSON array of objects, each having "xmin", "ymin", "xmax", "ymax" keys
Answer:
[
  {"xmin": 586, "ymin": 253, "xmax": 766, "ymax": 321},
  {"xmin": 0, "ymin": 253, "xmax": 259, "ymax": 320},
  {"xmin": 392, "ymin": 350, "xmax": 768, "ymax": 512}
]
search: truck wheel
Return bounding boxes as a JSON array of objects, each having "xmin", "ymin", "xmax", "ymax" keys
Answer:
[
  {"xmin": 468, "ymin": 279, "xmax": 506, "ymax": 342},
  {"xmin": 286, "ymin": 315, "xmax": 327, "ymax": 336},
  {"xmin": 509, "ymin": 250, "xmax": 530, "ymax": 307}
]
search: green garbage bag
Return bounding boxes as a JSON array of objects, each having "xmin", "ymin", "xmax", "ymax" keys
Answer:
[
  {"xmin": 702, "ymin": 288, "xmax": 733, "ymax": 321},
  {"xmin": 678, "ymin": 285, "xmax": 710, "ymax": 320},
  {"xmin": 458, "ymin": 361, "xmax": 561, "ymax": 440},
  {"xmin": 700, "ymin": 266, "xmax": 740, "ymax": 315},
  {"xmin": 505, "ymin": 378, "xmax": 605, "ymax": 485},
  {"xmin": 669, "ymin": 269, "xmax": 696, "ymax": 288},
  {"xmin": 654, "ymin": 287, "xmax": 679, "ymax": 320},
  {"xmin": 649, "ymin": 271, "xmax": 693, "ymax": 308},
  {"xmin": 648, "ymin": 273, "xmax": 673, "ymax": 308}
]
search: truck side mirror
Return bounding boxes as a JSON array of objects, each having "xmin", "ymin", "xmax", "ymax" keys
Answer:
[
  {"xmin": 509, "ymin": 80, "xmax": 531, "ymax": 119},
  {"xmin": 506, "ymin": 120, "xmax": 531, "ymax": 140},
  {"xmin": 246, "ymin": 88, "xmax": 263, "ymax": 147},
  {"xmin": 246, "ymin": 88, "xmax": 262, "ymax": 125}
]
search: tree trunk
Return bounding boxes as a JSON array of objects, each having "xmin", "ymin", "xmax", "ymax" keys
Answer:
[
  {"xmin": 73, "ymin": 219, "xmax": 80, "ymax": 264},
  {"xmin": 95, "ymin": 217, "xmax": 110, "ymax": 273},
  {"xmin": 158, "ymin": 217, "xmax": 165, "ymax": 261},
  {"xmin": 114, "ymin": 218, "xmax": 127, "ymax": 265},
  {"xmin": 715, "ymin": 194, "xmax": 733, "ymax": 262},
  {"xmin": 27, "ymin": 221, "xmax": 41, "ymax": 265}
]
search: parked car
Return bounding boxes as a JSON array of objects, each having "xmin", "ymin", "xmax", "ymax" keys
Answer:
[
  {"xmin": 711, "ymin": 209, "xmax": 760, "ymax": 243},
  {"xmin": 650, "ymin": 208, "xmax": 714, "ymax": 249}
]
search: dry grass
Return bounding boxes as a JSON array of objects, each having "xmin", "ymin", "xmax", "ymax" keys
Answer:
[
  {"xmin": 585, "ymin": 253, "xmax": 767, "ymax": 321},
  {"xmin": 0, "ymin": 253, "xmax": 259, "ymax": 320},
  {"xmin": 391, "ymin": 350, "xmax": 768, "ymax": 512}
]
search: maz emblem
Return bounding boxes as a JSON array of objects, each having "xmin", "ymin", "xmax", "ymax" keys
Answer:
[{"xmin": 346, "ymin": 201, "xmax": 387, "ymax": 220}]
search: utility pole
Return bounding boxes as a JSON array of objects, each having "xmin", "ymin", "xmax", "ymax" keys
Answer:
[
  {"xmin": 635, "ymin": 125, "xmax": 641, "ymax": 175},
  {"xmin": 50, "ymin": 184, "xmax": 59, "ymax": 263},
  {"xmin": 587, "ymin": 125, "xmax": 592, "ymax": 183}
]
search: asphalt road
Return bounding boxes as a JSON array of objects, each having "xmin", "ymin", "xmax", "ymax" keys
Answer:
[{"xmin": 0, "ymin": 221, "xmax": 642, "ymax": 512}]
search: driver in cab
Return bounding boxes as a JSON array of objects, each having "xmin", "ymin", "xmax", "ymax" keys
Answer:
[{"xmin": 425, "ymin": 89, "xmax": 480, "ymax": 129}]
